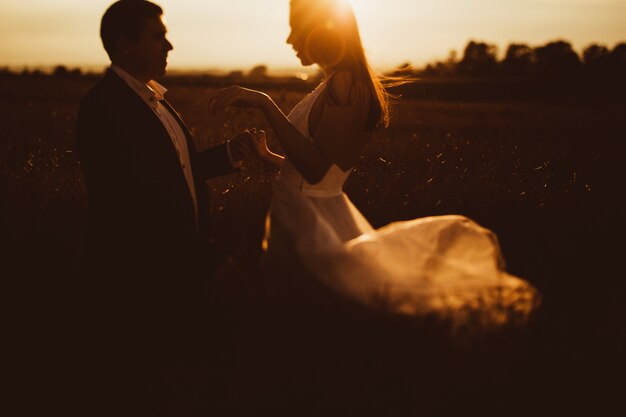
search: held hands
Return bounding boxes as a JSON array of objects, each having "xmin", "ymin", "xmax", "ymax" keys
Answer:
[
  {"xmin": 227, "ymin": 130, "xmax": 253, "ymax": 166},
  {"xmin": 210, "ymin": 86, "xmax": 284, "ymax": 168},
  {"xmin": 248, "ymin": 128, "xmax": 285, "ymax": 167},
  {"xmin": 247, "ymin": 128, "xmax": 272, "ymax": 160},
  {"xmin": 230, "ymin": 128, "xmax": 284, "ymax": 168},
  {"xmin": 227, "ymin": 128, "xmax": 282, "ymax": 167},
  {"xmin": 207, "ymin": 86, "xmax": 270, "ymax": 114}
]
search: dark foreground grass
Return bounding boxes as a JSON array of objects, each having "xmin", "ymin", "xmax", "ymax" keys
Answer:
[{"xmin": 2, "ymin": 75, "xmax": 625, "ymax": 415}]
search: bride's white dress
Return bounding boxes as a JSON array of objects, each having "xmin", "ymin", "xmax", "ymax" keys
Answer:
[{"xmin": 262, "ymin": 77, "xmax": 537, "ymax": 328}]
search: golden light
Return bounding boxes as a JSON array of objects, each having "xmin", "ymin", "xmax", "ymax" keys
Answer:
[
  {"xmin": 295, "ymin": 71, "xmax": 310, "ymax": 80},
  {"xmin": 340, "ymin": 0, "xmax": 382, "ymax": 42},
  {"xmin": 346, "ymin": 0, "xmax": 376, "ymax": 19}
]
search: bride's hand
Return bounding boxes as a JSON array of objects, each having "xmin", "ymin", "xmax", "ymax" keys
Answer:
[
  {"xmin": 207, "ymin": 86, "xmax": 270, "ymax": 114},
  {"xmin": 247, "ymin": 128, "xmax": 285, "ymax": 167},
  {"xmin": 247, "ymin": 128, "xmax": 269, "ymax": 157}
]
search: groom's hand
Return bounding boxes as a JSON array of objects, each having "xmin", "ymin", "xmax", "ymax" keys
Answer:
[{"xmin": 227, "ymin": 131, "xmax": 255, "ymax": 166}]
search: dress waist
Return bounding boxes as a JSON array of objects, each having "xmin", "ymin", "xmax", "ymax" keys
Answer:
[{"xmin": 277, "ymin": 161, "xmax": 349, "ymax": 198}]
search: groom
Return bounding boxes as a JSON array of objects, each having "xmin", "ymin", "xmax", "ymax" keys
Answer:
[
  {"xmin": 75, "ymin": 0, "xmax": 252, "ymax": 412},
  {"xmin": 77, "ymin": 0, "xmax": 250, "ymax": 287}
]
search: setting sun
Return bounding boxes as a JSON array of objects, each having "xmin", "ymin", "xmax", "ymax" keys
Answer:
[
  {"xmin": 348, "ymin": 0, "xmax": 376, "ymax": 17},
  {"xmin": 0, "ymin": 0, "xmax": 624, "ymax": 72}
]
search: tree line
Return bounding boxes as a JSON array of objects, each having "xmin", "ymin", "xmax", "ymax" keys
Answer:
[
  {"xmin": 3, "ymin": 38, "xmax": 624, "ymax": 81},
  {"xmin": 393, "ymin": 39, "xmax": 626, "ymax": 78}
]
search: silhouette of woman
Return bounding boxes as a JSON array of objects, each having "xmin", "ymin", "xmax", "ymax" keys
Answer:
[{"xmin": 208, "ymin": 0, "xmax": 537, "ymax": 328}]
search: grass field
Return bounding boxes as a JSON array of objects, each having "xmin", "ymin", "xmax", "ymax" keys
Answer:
[{"xmin": 2, "ymin": 74, "xmax": 625, "ymax": 414}]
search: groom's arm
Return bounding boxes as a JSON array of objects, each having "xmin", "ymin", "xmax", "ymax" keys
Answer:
[
  {"xmin": 194, "ymin": 142, "xmax": 240, "ymax": 180},
  {"xmin": 194, "ymin": 130, "xmax": 254, "ymax": 179}
]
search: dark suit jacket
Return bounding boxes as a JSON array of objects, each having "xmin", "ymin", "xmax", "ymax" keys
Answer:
[
  {"xmin": 76, "ymin": 69, "xmax": 244, "ymax": 415},
  {"xmin": 76, "ymin": 69, "xmax": 236, "ymax": 311}
]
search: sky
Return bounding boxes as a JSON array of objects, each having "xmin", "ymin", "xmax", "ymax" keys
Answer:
[{"xmin": 0, "ymin": 0, "xmax": 625, "ymax": 74}]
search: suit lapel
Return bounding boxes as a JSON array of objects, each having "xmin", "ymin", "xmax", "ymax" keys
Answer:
[
  {"xmin": 105, "ymin": 71, "xmax": 206, "ymax": 227},
  {"xmin": 105, "ymin": 70, "xmax": 193, "ymax": 193},
  {"xmin": 106, "ymin": 71, "xmax": 196, "ymax": 157},
  {"xmin": 159, "ymin": 99, "xmax": 197, "ymax": 155},
  {"xmin": 106, "ymin": 71, "xmax": 176, "ymax": 147}
]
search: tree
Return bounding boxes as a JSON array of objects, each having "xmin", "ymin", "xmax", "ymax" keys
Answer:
[
  {"xmin": 226, "ymin": 70, "xmax": 244, "ymax": 80},
  {"xmin": 0, "ymin": 66, "xmax": 14, "ymax": 77},
  {"xmin": 457, "ymin": 41, "xmax": 498, "ymax": 76},
  {"xmin": 247, "ymin": 65, "xmax": 268, "ymax": 81},
  {"xmin": 533, "ymin": 40, "xmax": 581, "ymax": 77},
  {"xmin": 52, "ymin": 65, "xmax": 69, "ymax": 77},
  {"xmin": 582, "ymin": 44, "xmax": 610, "ymax": 76},
  {"xmin": 608, "ymin": 43, "xmax": 626, "ymax": 77},
  {"xmin": 69, "ymin": 68, "xmax": 82, "ymax": 77},
  {"xmin": 502, "ymin": 43, "xmax": 534, "ymax": 76}
]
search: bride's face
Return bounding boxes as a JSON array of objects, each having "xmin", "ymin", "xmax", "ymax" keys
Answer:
[{"xmin": 287, "ymin": 8, "xmax": 314, "ymax": 66}]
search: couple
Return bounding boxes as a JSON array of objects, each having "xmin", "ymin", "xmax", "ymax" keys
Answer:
[{"xmin": 77, "ymin": 0, "xmax": 536, "ymax": 412}]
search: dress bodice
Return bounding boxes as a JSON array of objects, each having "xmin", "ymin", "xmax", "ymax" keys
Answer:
[{"xmin": 277, "ymin": 76, "xmax": 352, "ymax": 197}]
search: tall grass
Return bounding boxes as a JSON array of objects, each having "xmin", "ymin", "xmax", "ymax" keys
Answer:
[{"xmin": 2, "ymin": 75, "xmax": 624, "ymax": 414}]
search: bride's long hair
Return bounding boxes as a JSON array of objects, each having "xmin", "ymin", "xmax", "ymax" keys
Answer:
[{"xmin": 291, "ymin": 0, "xmax": 392, "ymax": 129}]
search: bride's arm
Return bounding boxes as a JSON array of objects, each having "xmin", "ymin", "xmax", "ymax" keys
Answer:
[
  {"xmin": 267, "ymin": 78, "xmax": 369, "ymax": 182},
  {"xmin": 209, "ymin": 87, "xmax": 331, "ymax": 183},
  {"xmin": 263, "ymin": 149, "xmax": 286, "ymax": 168}
]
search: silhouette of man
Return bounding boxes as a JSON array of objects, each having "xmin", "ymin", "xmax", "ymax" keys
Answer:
[{"xmin": 75, "ymin": 1, "xmax": 252, "ymax": 413}]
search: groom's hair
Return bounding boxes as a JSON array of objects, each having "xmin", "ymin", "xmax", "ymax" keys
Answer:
[{"xmin": 100, "ymin": 0, "xmax": 163, "ymax": 60}]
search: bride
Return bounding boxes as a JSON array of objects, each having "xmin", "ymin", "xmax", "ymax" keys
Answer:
[{"xmin": 208, "ymin": 0, "xmax": 537, "ymax": 329}]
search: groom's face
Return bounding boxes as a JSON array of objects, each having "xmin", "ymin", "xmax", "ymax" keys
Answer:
[{"xmin": 123, "ymin": 14, "xmax": 173, "ymax": 81}]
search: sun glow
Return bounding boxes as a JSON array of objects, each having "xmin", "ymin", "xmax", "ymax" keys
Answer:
[
  {"xmin": 0, "ymin": 0, "xmax": 624, "ymax": 72},
  {"xmin": 347, "ymin": 0, "xmax": 376, "ymax": 20}
]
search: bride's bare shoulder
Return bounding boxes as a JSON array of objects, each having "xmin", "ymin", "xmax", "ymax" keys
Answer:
[{"xmin": 325, "ymin": 70, "xmax": 370, "ymax": 108}]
